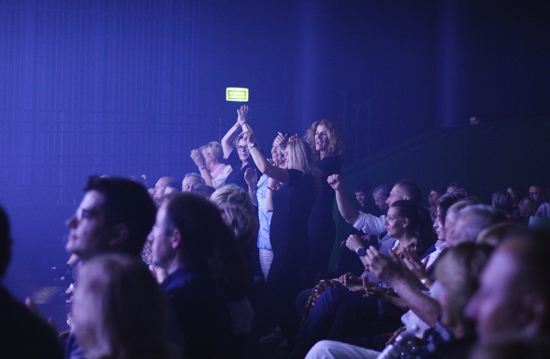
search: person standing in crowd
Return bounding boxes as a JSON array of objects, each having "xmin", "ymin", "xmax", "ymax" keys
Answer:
[
  {"xmin": 221, "ymin": 104, "xmax": 259, "ymax": 189},
  {"xmin": 190, "ymin": 141, "xmax": 232, "ymax": 189},
  {"xmin": 303, "ymin": 119, "xmax": 346, "ymax": 283},
  {"xmin": 244, "ymin": 126, "xmax": 318, "ymax": 345},
  {"xmin": 372, "ymin": 184, "xmax": 390, "ymax": 215}
]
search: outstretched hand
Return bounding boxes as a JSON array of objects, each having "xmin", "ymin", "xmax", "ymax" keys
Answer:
[
  {"xmin": 273, "ymin": 132, "xmax": 290, "ymax": 151},
  {"xmin": 237, "ymin": 105, "xmax": 250, "ymax": 125},
  {"xmin": 327, "ymin": 174, "xmax": 344, "ymax": 191},
  {"xmin": 190, "ymin": 149, "xmax": 205, "ymax": 167}
]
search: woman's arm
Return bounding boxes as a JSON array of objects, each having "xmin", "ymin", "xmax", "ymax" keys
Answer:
[
  {"xmin": 243, "ymin": 131, "xmax": 289, "ymax": 185},
  {"xmin": 244, "ymin": 168, "xmax": 259, "ymax": 205},
  {"xmin": 266, "ymin": 177, "xmax": 280, "ymax": 212},
  {"xmin": 221, "ymin": 105, "xmax": 250, "ymax": 158},
  {"xmin": 190, "ymin": 149, "xmax": 214, "ymax": 187}
]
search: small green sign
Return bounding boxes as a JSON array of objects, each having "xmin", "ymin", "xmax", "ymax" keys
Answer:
[{"xmin": 226, "ymin": 87, "xmax": 249, "ymax": 102}]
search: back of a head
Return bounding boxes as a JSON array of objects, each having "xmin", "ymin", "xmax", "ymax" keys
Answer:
[
  {"xmin": 492, "ymin": 190, "xmax": 514, "ymax": 213},
  {"xmin": 0, "ymin": 205, "xmax": 11, "ymax": 280},
  {"xmin": 518, "ymin": 197, "xmax": 538, "ymax": 217},
  {"xmin": 454, "ymin": 204, "xmax": 508, "ymax": 244},
  {"xmin": 436, "ymin": 243, "xmax": 494, "ymax": 328},
  {"xmin": 73, "ymin": 254, "xmax": 175, "ymax": 358},
  {"xmin": 84, "ymin": 176, "xmax": 156, "ymax": 257},
  {"xmin": 217, "ymin": 202, "xmax": 258, "ymax": 251},
  {"xmin": 210, "ymin": 184, "xmax": 255, "ymax": 214},
  {"xmin": 372, "ymin": 184, "xmax": 390, "ymax": 199},
  {"xmin": 437, "ymin": 193, "xmax": 466, "ymax": 226},
  {"xmin": 287, "ymin": 139, "xmax": 318, "ymax": 176},
  {"xmin": 395, "ymin": 179, "xmax": 422, "ymax": 205},
  {"xmin": 476, "ymin": 222, "xmax": 528, "ymax": 247},
  {"xmin": 164, "ymin": 193, "xmax": 231, "ymax": 263}
]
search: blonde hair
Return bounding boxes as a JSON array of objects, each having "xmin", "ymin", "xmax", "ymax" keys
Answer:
[
  {"xmin": 286, "ymin": 139, "xmax": 318, "ymax": 176},
  {"xmin": 199, "ymin": 141, "xmax": 224, "ymax": 162},
  {"xmin": 304, "ymin": 119, "xmax": 346, "ymax": 162},
  {"xmin": 73, "ymin": 254, "xmax": 178, "ymax": 359}
]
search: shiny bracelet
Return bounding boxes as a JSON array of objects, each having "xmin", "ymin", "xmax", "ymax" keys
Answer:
[
  {"xmin": 267, "ymin": 186, "xmax": 277, "ymax": 191},
  {"xmin": 199, "ymin": 165, "xmax": 206, "ymax": 171}
]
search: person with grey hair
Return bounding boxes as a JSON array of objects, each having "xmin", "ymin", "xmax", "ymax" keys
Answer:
[
  {"xmin": 447, "ymin": 204, "xmax": 508, "ymax": 247},
  {"xmin": 372, "ymin": 184, "xmax": 390, "ymax": 214},
  {"xmin": 181, "ymin": 173, "xmax": 204, "ymax": 192}
]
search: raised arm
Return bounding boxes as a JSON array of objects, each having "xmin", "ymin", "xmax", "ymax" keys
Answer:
[
  {"xmin": 327, "ymin": 174, "xmax": 360, "ymax": 224},
  {"xmin": 242, "ymin": 130, "xmax": 289, "ymax": 185},
  {"xmin": 221, "ymin": 105, "xmax": 250, "ymax": 158}
]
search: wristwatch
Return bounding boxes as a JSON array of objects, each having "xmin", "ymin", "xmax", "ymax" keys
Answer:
[
  {"xmin": 247, "ymin": 142, "xmax": 256, "ymax": 150},
  {"xmin": 356, "ymin": 247, "xmax": 366, "ymax": 256}
]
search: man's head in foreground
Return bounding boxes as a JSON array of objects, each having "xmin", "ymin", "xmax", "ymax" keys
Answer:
[{"xmin": 65, "ymin": 176, "xmax": 156, "ymax": 260}]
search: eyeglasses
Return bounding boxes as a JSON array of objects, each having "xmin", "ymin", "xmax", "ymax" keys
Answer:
[{"xmin": 237, "ymin": 146, "xmax": 248, "ymax": 150}]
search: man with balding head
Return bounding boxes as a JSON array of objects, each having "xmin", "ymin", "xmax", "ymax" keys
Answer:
[
  {"xmin": 153, "ymin": 176, "xmax": 177, "ymax": 205},
  {"xmin": 446, "ymin": 204, "xmax": 507, "ymax": 247},
  {"xmin": 466, "ymin": 229, "xmax": 550, "ymax": 344}
]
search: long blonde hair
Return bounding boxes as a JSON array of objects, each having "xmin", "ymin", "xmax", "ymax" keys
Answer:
[{"xmin": 286, "ymin": 139, "xmax": 318, "ymax": 176}]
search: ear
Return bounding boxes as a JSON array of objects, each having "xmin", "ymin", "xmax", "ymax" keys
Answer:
[
  {"xmin": 402, "ymin": 217, "xmax": 410, "ymax": 228},
  {"xmin": 402, "ymin": 195, "xmax": 411, "ymax": 201},
  {"xmin": 109, "ymin": 223, "xmax": 130, "ymax": 248},
  {"xmin": 171, "ymin": 229, "xmax": 182, "ymax": 250},
  {"xmin": 521, "ymin": 293, "xmax": 549, "ymax": 334}
]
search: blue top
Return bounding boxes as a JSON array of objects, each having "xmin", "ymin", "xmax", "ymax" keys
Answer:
[{"xmin": 256, "ymin": 174, "xmax": 273, "ymax": 250}]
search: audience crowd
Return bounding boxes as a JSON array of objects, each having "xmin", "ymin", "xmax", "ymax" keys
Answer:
[{"xmin": 1, "ymin": 105, "xmax": 550, "ymax": 359}]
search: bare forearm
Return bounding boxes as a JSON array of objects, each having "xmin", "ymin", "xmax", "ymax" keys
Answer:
[
  {"xmin": 199, "ymin": 167, "xmax": 214, "ymax": 187},
  {"xmin": 390, "ymin": 278, "xmax": 440, "ymax": 326},
  {"xmin": 335, "ymin": 189, "xmax": 360, "ymax": 224},
  {"xmin": 221, "ymin": 122, "xmax": 240, "ymax": 158},
  {"xmin": 249, "ymin": 147, "xmax": 289, "ymax": 184}
]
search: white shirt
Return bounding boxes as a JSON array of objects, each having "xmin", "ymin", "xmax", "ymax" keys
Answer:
[{"xmin": 352, "ymin": 211, "xmax": 387, "ymax": 236}]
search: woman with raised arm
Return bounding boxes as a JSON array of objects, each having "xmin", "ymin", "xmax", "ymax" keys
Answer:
[
  {"xmin": 190, "ymin": 141, "xmax": 231, "ymax": 189},
  {"xmin": 303, "ymin": 119, "xmax": 346, "ymax": 283},
  {"xmin": 243, "ymin": 127, "xmax": 318, "ymax": 344},
  {"xmin": 220, "ymin": 104, "xmax": 259, "ymax": 190}
]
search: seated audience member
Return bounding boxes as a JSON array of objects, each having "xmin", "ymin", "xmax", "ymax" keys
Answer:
[
  {"xmin": 153, "ymin": 176, "xmax": 178, "ymax": 206},
  {"xmin": 466, "ymin": 228, "xmax": 550, "ymax": 345},
  {"xmin": 163, "ymin": 181, "xmax": 182, "ymax": 197},
  {"xmin": 518, "ymin": 197, "xmax": 538, "ymax": 217},
  {"xmin": 372, "ymin": 184, "xmax": 390, "ymax": 215},
  {"xmin": 72, "ymin": 254, "xmax": 179, "ymax": 359},
  {"xmin": 446, "ymin": 204, "xmax": 507, "ymax": 247},
  {"xmin": 181, "ymin": 172, "xmax": 204, "ymax": 192},
  {"xmin": 190, "ymin": 141, "xmax": 232, "ymax": 189},
  {"xmin": 328, "ymin": 176, "xmax": 423, "ymax": 257},
  {"xmin": 49, "ymin": 176, "xmax": 157, "ymax": 359},
  {"xmin": 506, "ymin": 184, "xmax": 523, "ymax": 210},
  {"xmin": 189, "ymin": 183, "xmax": 215, "ymax": 198},
  {"xmin": 428, "ymin": 186, "xmax": 445, "ymax": 220},
  {"xmin": 491, "ymin": 189, "xmax": 514, "ymax": 216},
  {"xmin": 446, "ymin": 181, "xmax": 461, "ymax": 194},
  {"xmin": 535, "ymin": 199, "xmax": 550, "ymax": 218},
  {"xmin": 220, "ymin": 105, "xmax": 259, "ymax": 189},
  {"xmin": 148, "ymin": 193, "xmax": 233, "ymax": 359},
  {"xmin": 306, "ymin": 243, "xmax": 493, "ymax": 359},
  {"xmin": 476, "ymin": 222, "xmax": 527, "ymax": 247},
  {"xmin": 528, "ymin": 184, "xmax": 546, "ymax": 206},
  {"xmin": 353, "ymin": 180, "xmax": 378, "ymax": 216},
  {"xmin": 0, "ymin": 205, "xmax": 63, "ymax": 359}
]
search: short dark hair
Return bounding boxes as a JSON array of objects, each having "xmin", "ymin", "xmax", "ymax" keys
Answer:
[
  {"xmin": 353, "ymin": 179, "xmax": 371, "ymax": 194},
  {"xmin": 395, "ymin": 179, "xmax": 422, "ymax": 206},
  {"xmin": 0, "ymin": 205, "xmax": 12, "ymax": 279},
  {"xmin": 165, "ymin": 181, "xmax": 182, "ymax": 192},
  {"xmin": 437, "ymin": 193, "xmax": 465, "ymax": 226},
  {"xmin": 164, "ymin": 193, "xmax": 230, "ymax": 262},
  {"xmin": 492, "ymin": 190, "xmax": 514, "ymax": 213},
  {"xmin": 84, "ymin": 176, "xmax": 156, "ymax": 257}
]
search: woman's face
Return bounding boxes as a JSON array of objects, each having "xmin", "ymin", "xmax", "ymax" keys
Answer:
[
  {"xmin": 282, "ymin": 147, "xmax": 291, "ymax": 170},
  {"xmin": 433, "ymin": 205, "xmax": 446, "ymax": 241},
  {"xmin": 237, "ymin": 138, "xmax": 250, "ymax": 163},
  {"xmin": 314, "ymin": 124, "xmax": 330, "ymax": 152},
  {"xmin": 271, "ymin": 145, "xmax": 283, "ymax": 166},
  {"xmin": 384, "ymin": 206, "xmax": 406, "ymax": 238}
]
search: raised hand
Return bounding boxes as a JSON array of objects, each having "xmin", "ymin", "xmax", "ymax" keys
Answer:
[
  {"xmin": 190, "ymin": 149, "xmax": 205, "ymax": 167},
  {"xmin": 327, "ymin": 174, "xmax": 344, "ymax": 191},
  {"xmin": 244, "ymin": 168, "xmax": 258, "ymax": 187},
  {"xmin": 402, "ymin": 246, "xmax": 428, "ymax": 280},
  {"xmin": 273, "ymin": 132, "xmax": 290, "ymax": 151},
  {"xmin": 237, "ymin": 105, "xmax": 250, "ymax": 125}
]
